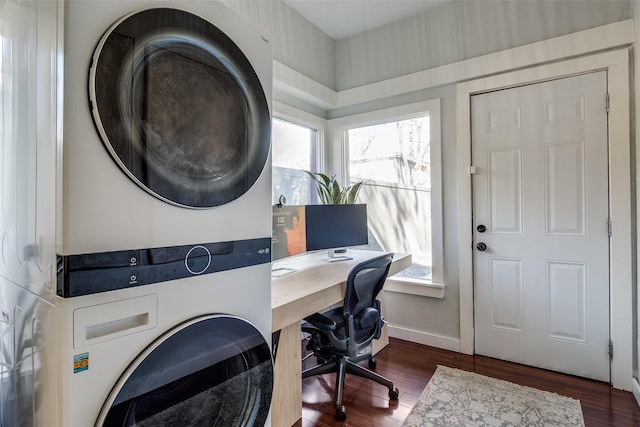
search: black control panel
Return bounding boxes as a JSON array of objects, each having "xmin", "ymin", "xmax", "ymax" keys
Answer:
[{"xmin": 57, "ymin": 237, "xmax": 271, "ymax": 297}]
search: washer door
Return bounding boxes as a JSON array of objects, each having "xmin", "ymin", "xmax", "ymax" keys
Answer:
[
  {"xmin": 96, "ymin": 315, "xmax": 273, "ymax": 426},
  {"xmin": 89, "ymin": 8, "xmax": 270, "ymax": 208}
]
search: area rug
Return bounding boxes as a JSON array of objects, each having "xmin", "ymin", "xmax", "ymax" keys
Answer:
[{"xmin": 403, "ymin": 365, "xmax": 585, "ymax": 426}]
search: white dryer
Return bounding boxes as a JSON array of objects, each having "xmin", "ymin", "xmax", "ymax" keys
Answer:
[
  {"xmin": 61, "ymin": 0, "xmax": 272, "ymax": 256},
  {"xmin": 50, "ymin": 1, "xmax": 274, "ymax": 426}
]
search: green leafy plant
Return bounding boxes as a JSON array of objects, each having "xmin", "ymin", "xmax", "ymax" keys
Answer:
[{"xmin": 304, "ymin": 171, "xmax": 364, "ymax": 204}]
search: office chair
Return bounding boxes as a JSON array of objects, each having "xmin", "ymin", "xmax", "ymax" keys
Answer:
[{"xmin": 301, "ymin": 253, "xmax": 399, "ymax": 421}]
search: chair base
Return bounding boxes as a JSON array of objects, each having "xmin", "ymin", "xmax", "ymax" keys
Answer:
[{"xmin": 302, "ymin": 354, "xmax": 399, "ymax": 420}]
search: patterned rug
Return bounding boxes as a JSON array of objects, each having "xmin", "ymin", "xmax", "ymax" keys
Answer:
[{"xmin": 403, "ymin": 365, "xmax": 585, "ymax": 426}]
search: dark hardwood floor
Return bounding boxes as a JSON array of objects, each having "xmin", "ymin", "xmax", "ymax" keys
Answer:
[{"xmin": 295, "ymin": 337, "xmax": 640, "ymax": 426}]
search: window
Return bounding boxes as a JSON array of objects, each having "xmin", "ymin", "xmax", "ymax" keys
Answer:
[
  {"xmin": 332, "ymin": 99, "xmax": 443, "ymax": 287},
  {"xmin": 271, "ymin": 117, "xmax": 320, "ymax": 205}
]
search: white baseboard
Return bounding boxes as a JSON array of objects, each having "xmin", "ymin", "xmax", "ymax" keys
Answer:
[
  {"xmin": 387, "ymin": 325, "xmax": 461, "ymax": 352},
  {"xmin": 632, "ymin": 377, "xmax": 640, "ymax": 408}
]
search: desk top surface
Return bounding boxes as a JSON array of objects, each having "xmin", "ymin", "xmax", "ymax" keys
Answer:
[{"xmin": 271, "ymin": 250, "xmax": 411, "ymax": 332}]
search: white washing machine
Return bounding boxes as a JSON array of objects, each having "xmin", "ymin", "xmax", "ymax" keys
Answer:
[
  {"xmin": 56, "ymin": 270, "xmax": 273, "ymax": 426},
  {"xmin": 46, "ymin": 1, "xmax": 273, "ymax": 426},
  {"xmin": 4, "ymin": 267, "xmax": 273, "ymax": 426}
]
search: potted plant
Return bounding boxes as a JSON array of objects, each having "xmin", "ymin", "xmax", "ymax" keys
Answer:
[{"xmin": 304, "ymin": 171, "xmax": 364, "ymax": 204}]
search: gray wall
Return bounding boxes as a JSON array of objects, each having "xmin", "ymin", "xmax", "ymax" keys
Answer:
[
  {"xmin": 336, "ymin": 0, "xmax": 631, "ymax": 90},
  {"xmin": 221, "ymin": 0, "xmax": 335, "ymax": 89},
  {"xmin": 224, "ymin": 0, "xmax": 631, "ymax": 94}
]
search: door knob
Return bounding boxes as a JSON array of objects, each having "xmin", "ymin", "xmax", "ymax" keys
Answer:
[
  {"xmin": 476, "ymin": 242, "xmax": 487, "ymax": 251},
  {"xmin": 477, "ymin": 224, "xmax": 486, "ymax": 233}
]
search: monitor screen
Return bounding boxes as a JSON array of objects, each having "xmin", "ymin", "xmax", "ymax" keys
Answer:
[
  {"xmin": 272, "ymin": 205, "xmax": 307, "ymax": 261},
  {"xmin": 305, "ymin": 204, "xmax": 368, "ymax": 252}
]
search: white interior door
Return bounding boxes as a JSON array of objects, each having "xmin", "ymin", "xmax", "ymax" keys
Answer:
[{"xmin": 471, "ymin": 72, "xmax": 610, "ymax": 382}]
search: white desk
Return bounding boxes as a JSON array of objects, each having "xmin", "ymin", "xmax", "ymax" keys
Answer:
[{"xmin": 270, "ymin": 250, "xmax": 412, "ymax": 427}]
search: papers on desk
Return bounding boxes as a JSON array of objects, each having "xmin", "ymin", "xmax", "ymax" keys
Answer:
[{"xmin": 271, "ymin": 267, "xmax": 297, "ymax": 278}]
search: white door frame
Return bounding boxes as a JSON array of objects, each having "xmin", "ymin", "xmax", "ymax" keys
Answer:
[{"xmin": 456, "ymin": 48, "xmax": 632, "ymax": 391}]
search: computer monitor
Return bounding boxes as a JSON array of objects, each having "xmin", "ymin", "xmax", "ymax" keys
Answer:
[
  {"xmin": 305, "ymin": 204, "xmax": 368, "ymax": 262},
  {"xmin": 272, "ymin": 205, "xmax": 306, "ymax": 262}
]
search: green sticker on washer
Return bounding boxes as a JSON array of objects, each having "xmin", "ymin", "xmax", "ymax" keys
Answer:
[{"xmin": 74, "ymin": 352, "xmax": 89, "ymax": 373}]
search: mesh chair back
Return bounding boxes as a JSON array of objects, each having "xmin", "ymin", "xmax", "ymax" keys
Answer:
[{"xmin": 343, "ymin": 253, "xmax": 393, "ymax": 343}]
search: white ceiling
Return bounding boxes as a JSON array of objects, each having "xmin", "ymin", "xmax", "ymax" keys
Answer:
[{"xmin": 284, "ymin": 0, "xmax": 454, "ymax": 39}]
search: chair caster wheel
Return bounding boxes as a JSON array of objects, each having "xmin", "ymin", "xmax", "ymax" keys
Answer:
[
  {"xmin": 368, "ymin": 357, "xmax": 377, "ymax": 369},
  {"xmin": 335, "ymin": 406, "xmax": 347, "ymax": 421},
  {"xmin": 389, "ymin": 387, "xmax": 399, "ymax": 400}
]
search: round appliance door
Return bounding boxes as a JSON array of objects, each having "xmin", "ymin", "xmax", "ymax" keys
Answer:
[
  {"xmin": 96, "ymin": 315, "xmax": 273, "ymax": 426},
  {"xmin": 89, "ymin": 8, "xmax": 270, "ymax": 208}
]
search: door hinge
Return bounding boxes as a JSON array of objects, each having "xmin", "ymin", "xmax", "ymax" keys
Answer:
[
  {"xmin": 609, "ymin": 340, "xmax": 613, "ymax": 360},
  {"xmin": 608, "ymin": 217, "xmax": 612, "ymax": 237},
  {"xmin": 469, "ymin": 166, "xmax": 477, "ymax": 175},
  {"xmin": 606, "ymin": 93, "xmax": 610, "ymax": 113}
]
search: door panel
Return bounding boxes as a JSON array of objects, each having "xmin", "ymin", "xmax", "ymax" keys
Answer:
[
  {"xmin": 546, "ymin": 141, "xmax": 586, "ymax": 235},
  {"xmin": 472, "ymin": 72, "xmax": 610, "ymax": 382},
  {"xmin": 546, "ymin": 261, "xmax": 587, "ymax": 341},
  {"xmin": 488, "ymin": 257, "xmax": 524, "ymax": 332},
  {"xmin": 488, "ymin": 148, "xmax": 522, "ymax": 234}
]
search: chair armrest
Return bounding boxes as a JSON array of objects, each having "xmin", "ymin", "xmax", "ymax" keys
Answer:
[{"xmin": 303, "ymin": 312, "xmax": 337, "ymax": 331}]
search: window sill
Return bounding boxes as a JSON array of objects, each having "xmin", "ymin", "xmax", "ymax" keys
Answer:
[{"xmin": 384, "ymin": 278, "xmax": 445, "ymax": 299}]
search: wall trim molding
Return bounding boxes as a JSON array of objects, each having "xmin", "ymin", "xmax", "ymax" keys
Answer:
[
  {"xmin": 273, "ymin": 61, "xmax": 337, "ymax": 109},
  {"xmin": 387, "ymin": 325, "xmax": 460, "ymax": 352},
  {"xmin": 633, "ymin": 378, "xmax": 640, "ymax": 409},
  {"xmin": 273, "ymin": 19, "xmax": 633, "ymax": 110}
]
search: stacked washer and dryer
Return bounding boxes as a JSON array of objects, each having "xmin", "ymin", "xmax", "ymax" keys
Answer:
[{"xmin": 49, "ymin": 1, "xmax": 273, "ymax": 426}]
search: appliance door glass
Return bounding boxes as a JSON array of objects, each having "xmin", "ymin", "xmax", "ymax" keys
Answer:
[
  {"xmin": 89, "ymin": 8, "xmax": 270, "ymax": 208},
  {"xmin": 97, "ymin": 315, "xmax": 273, "ymax": 426}
]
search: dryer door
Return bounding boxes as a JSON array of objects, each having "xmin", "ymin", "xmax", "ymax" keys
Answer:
[
  {"xmin": 96, "ymin": 315, "xmax": 273, "ymax": 426},
  {"xmin": 89, "ymin": 8, "xmax": 270, "ymax": 208}
]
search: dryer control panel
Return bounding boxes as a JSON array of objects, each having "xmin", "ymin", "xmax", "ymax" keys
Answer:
[{"xmin": 56, "ymin": 237, "xmax": 271, "ymax": 297}]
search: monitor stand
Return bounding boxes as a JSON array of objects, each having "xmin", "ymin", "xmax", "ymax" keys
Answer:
[{"xmin": 322, "ymin": 249, "xmax": 353, "ymax": 263}]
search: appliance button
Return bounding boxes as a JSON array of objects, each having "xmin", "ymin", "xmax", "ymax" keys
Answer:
[{"xmin": 184, "ymin": 245, "xmax": 212, "ymax": 275}]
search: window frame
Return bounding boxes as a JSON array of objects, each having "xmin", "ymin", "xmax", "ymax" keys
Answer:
[
  {"xmin": 272, "ymin": 101, "xmax": 327, "ymax": 204},
  {"xmin": 328, "ymin": 99, "xmax": 443, "ymax": 296}
]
